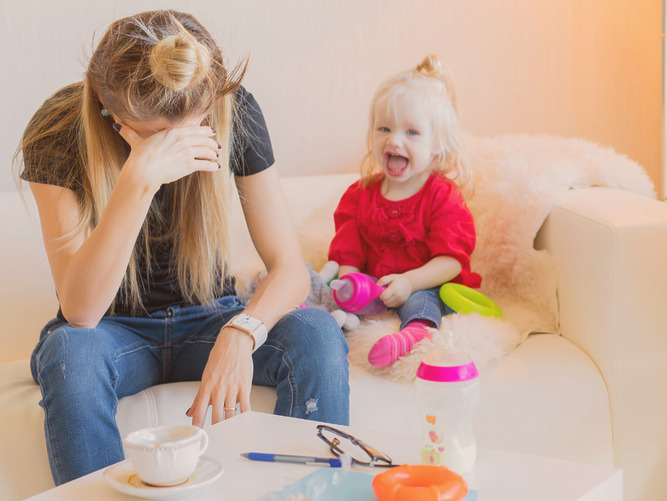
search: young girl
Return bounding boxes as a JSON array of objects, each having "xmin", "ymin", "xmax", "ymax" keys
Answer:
[
  {"xmin": 15, "ymin": 10, "xmax": 349, "ymax": 484},
  {"xmin": 328, "ymin": 55, "xmax": 481, "ymax": 367}
]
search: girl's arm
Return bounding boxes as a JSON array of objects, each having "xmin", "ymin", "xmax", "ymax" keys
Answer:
[
  {"xmin": 378, "ymin": 255, "xmax": 462, "ymax": 308},
  {"xmin": 338, "ymin": 265, "xmax": 361, "ymax": 277},
  {"xmin": 188, "ymin": 165, "xmax": 310, "ymax": 426},
  {"xmin": 328, "ymin": 183, "xmax": 366, "ymax": 273},
  {"xmin": 30, "ymin": 123, "xmax": 220, "ymax": 328}
]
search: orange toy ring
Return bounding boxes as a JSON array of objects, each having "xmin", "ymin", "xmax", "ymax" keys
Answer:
[{"xmin": 372, "ymin": 464, "xmax": 468, "ymax": 501}]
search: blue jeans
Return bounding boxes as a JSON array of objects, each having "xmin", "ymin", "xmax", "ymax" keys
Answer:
[
  {"xmin": 30, "ymin": 296, "xmax": 349, "ymax": 485},
  {"xmin": 395, "ymin": 287, "xmax": 454, "ymax": 329}
]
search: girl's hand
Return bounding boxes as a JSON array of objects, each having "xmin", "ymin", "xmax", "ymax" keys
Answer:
[
  {"xmin": 115, "ymin": 122, "xmax": 221, "ymax": 191},
  {"xmin": 378, "ymin": 273, "xmax": 413, "ymax": 307},
  {"xmin": 187, "ymin": 328, "xmax": 254, "ymax": 427}
]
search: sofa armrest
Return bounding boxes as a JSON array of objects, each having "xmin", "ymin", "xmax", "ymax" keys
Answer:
[
  {"xmin": 535, "ymin": 187, "xmax": 667, "ymax": 501},
  {"xmin": 0, "ymin": 191, "xmax": 58, "ymax": 363}
]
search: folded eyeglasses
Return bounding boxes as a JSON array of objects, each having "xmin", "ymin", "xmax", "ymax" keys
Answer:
[{"xmin": 316, "ymin": 424, "xmax": 394, "ymax": 467}]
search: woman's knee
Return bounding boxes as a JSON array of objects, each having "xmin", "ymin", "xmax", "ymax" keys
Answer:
[
  {"xmin": 275, "ymin": 308, "xmax": 349, "ymax": 359},
  {"xmin": 32, "ymin": 325, "xmax": 115, "ymax": 392},
  {"xmin": 36, "ymin": 324, "xmax": 97, "ymax": 359}
]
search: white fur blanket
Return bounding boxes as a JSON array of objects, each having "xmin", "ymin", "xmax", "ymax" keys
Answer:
[{"xmin": 297, "ymin": 133, "xmax": 655, "ymax": 382}]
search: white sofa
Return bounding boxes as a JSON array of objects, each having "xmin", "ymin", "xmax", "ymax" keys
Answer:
[{"xmin": 1, "ymin": 171, "xmax": 667, "ymax": 501}]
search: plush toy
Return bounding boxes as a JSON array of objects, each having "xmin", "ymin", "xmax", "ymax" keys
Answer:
[
  {"xmin": 304, "ymin": 261, "xmax": 360, "ymax": 331},
  {"xmin": 238, "ymin": 261, "xmax": 360, "ymax": 330}
]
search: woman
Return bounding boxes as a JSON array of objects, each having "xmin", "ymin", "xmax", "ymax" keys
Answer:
[{"xmin": 15, "ymin": 10, "xmax": 349, "ymax": 485}]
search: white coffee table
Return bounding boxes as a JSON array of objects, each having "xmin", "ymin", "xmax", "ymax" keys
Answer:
[{"xmin": 25, "ymin": 411, "xmax": 621, "ymax": 500}]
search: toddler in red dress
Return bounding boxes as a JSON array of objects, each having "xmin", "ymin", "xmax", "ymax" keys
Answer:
[{"xmin": 328, "ymin": 55, "xmax": 481, "ymax": 366}]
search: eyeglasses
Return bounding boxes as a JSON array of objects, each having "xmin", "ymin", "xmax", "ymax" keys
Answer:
[{"xmin": 316, "ymin": 424, "xmax": 393, "ymax": 467}]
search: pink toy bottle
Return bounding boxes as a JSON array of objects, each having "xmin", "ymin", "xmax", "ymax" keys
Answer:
[{"xmin": 330, "ymin": 273, "xmax": 387, "ymax": 316}]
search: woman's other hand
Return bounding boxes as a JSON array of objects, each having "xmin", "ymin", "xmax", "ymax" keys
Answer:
[{"xmin": 187, "ymin": 327, "xmax": 254, "ymax": 427}]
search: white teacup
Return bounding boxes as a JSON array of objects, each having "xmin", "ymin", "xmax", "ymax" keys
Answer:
[{"xmin": 123, "ymin": 425, "xmax": 209, "ymax": 486}]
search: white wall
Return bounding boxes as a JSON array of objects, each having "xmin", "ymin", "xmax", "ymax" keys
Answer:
[{"xmin": 1, "ymin": 0, "xmax": 662, "ymax": 194}]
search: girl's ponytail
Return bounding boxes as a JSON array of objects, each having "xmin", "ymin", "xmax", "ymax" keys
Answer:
[{"xmin": 416, "ymin": 54, "xmax": 459, "ymax": 116}]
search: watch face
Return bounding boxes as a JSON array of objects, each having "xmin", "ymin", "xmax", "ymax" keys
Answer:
[
  {"xmin": 234, "ymin": 314, "xmax": 259, "ymax": 331},
  {"xmin": 234, "ymin": 315, "xmax": 249, "ymax": 328}
]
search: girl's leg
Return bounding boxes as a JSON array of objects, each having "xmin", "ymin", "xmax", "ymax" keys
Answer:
[
  {"xmin": 395, "ymin": 287, "xmax": 452, "ymax": 330},
  {"xmin": 368, "ymin": 288, "xmax": 450, "ymax": 367},
  {"xmin": 368, "ymin": 320, "xmax": 432, "ymax": 367},
  {"xmin": 251, "ymin": 308, "xmax": 350, "ymax": 425},
  {"xmin": 30, "ymin": 317, "xmax": 166, "ymax": 485}
]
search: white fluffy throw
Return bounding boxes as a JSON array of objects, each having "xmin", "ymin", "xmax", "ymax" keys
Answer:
[{"xmin": 299, "ymin": 133, "xmax": 656, "ymax": 381}]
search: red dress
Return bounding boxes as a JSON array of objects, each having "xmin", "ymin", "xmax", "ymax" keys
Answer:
[{"xmin": 328, "ymin": 173, "xmax": 481, "ymax": 288}]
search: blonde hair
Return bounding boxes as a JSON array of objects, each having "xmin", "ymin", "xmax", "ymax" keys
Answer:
[
  {"xmin": 360, "ymin": 54, "xmax": 472, "ymax": 195},
  {"xmin": 16, "ymin": 10, "xmax": 247, "ymax": 313}
]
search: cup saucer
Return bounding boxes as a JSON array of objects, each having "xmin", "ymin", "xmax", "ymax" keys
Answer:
[{"xmin": 104, "ymin": 455, "xmax": 223, "ymax": 499}]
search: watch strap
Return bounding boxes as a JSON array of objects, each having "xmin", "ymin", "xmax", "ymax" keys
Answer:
[
  {"xmin": 250, "ymin": 322, "xmax": 268, "ymax": 350},
  {"xmin": 225, "ymin": 314, "xmax": 268, "ymax": 352}
]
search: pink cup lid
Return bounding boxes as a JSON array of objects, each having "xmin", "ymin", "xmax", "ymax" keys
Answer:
[
  {"xmin": 416, "ymin": 335, "xmax": 479, "ymax": 382},
  {"xmin": 416, "ymin": 360, "xmax": 479, "ymax": 382}
]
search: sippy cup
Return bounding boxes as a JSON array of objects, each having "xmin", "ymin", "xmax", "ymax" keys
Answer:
[{"xmin": 330, "ymin": 273, "xmax": 387, "ymax": 316}]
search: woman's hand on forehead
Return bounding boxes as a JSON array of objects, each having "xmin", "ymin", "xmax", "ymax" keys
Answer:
[{"xmin": 113, "ymin": 120, "xmax": 221, "ymax": 191}]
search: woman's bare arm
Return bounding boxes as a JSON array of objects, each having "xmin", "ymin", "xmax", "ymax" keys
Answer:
[
  {"xmin": 30, "ymin": 122, "xmax": 220, "ymax": 327},
  {"xmin": 236, "ymin": 166, "xmax": 309, "ymax": 328},
  {"xmin": 30, "ymin": 175, "xmax": 155, "ymax": 327},
  {"xmin": 188, "ymin": 165, "xmax": 310, "ymax": 426}
]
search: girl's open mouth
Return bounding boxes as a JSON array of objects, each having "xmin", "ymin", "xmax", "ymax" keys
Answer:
[{"xmin": 386, "ymin": 154, "xmax": 408, "ymax": 176}]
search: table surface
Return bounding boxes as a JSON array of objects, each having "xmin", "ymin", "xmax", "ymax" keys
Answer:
[{"xmin": 26, "ymin": 411, "xmax": 622, "ymax": 501}]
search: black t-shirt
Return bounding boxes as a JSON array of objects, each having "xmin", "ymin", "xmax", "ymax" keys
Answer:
[{"xmin": 21, "ymin": 84, "xmax": 274, "ymax": 318}]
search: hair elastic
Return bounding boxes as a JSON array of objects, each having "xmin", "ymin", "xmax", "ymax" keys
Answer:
[{"xmin": 101, "ymin": 109, "xmax": 110, "ymax": 117}]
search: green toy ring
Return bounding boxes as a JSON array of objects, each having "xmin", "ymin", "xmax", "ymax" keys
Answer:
[{"xmin": 439, "ymin": 283, "xmax": 502, "ymax": 318}]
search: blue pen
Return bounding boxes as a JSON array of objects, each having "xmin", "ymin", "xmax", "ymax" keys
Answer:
[{"xmin": 241, "ymin": 452, "xmax": 342, "ymax": 467}]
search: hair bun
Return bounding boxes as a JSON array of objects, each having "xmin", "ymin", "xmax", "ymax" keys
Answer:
[
  {"xmin": 416, "ymin": 54, "xmax": 443, "ymax": 77},
  {"xmin": 149, "ymin": 33, "xmax": 211, "ymax": 91},
  {"xmin": 415, "ymin": 54, "xmax": 458, "ymax": 113}
]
